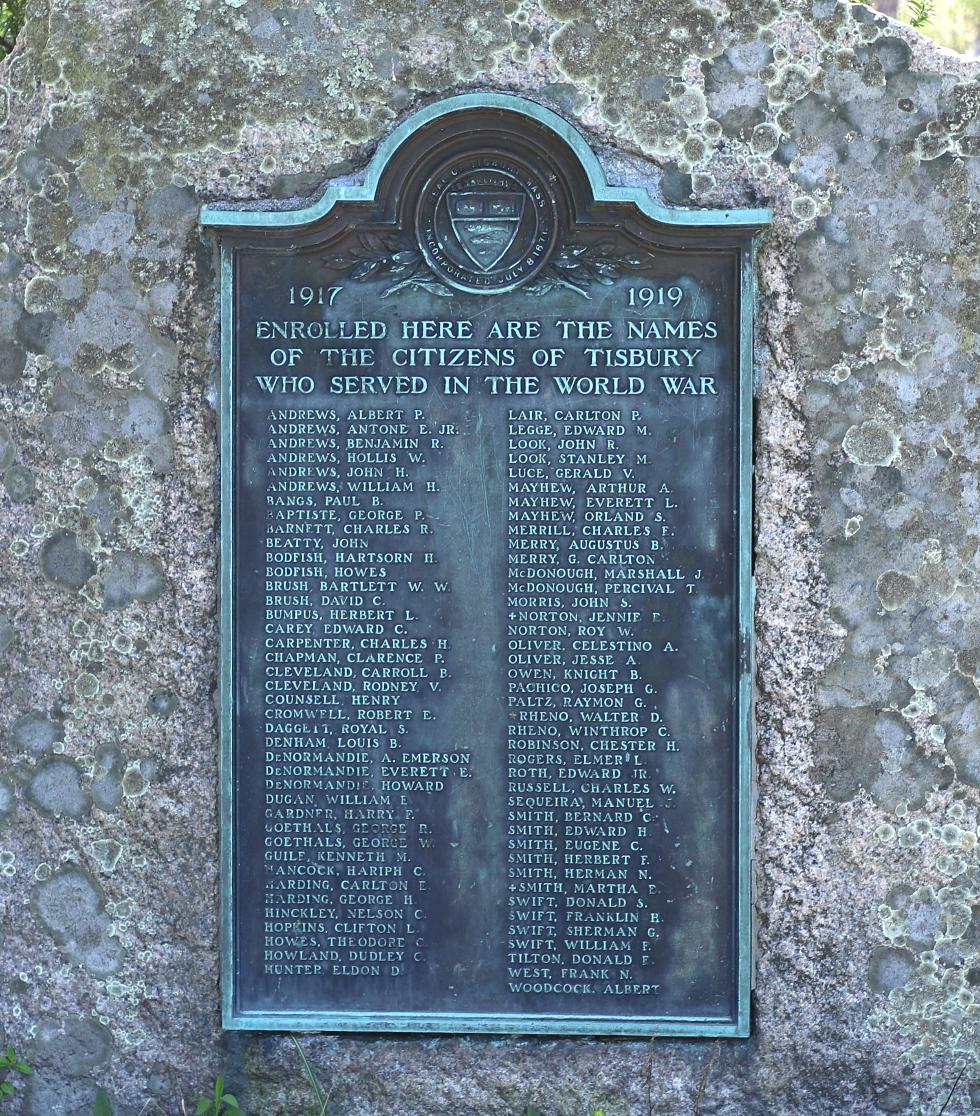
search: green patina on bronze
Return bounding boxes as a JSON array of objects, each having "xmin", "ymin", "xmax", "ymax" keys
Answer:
[{"xmin": 202, "ymin": 93, "xmax": 768, "ymax": 1038}]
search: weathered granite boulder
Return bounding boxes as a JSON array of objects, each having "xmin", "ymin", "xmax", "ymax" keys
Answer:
[{"xmin": 0, "ymin": 0, "xmax": 978, "ymax": 1112}]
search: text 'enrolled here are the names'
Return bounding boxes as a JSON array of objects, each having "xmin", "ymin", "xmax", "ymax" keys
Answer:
[{"xmin": 250, "ymin": 281, "xmax": 722, "ymax": 1002}]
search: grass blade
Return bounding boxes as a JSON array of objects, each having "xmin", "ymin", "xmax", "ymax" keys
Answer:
[
  {"xmin": 92, "ymin": 1088, "xmax": 113, "ymax": 1116},
  {"xmin": 290, "ymin": 1036, "xmax": 327, "ymax": 1114}
]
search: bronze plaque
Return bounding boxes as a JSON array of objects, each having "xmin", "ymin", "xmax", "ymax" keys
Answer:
[{"xmin": 202, "ymin": 93, "xmax": 768, "ymax": 1036}]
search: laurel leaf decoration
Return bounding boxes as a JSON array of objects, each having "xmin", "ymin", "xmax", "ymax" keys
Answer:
[
  {"xmin": 523, "ymin": 242, "xmax": 654, "ymax": 299},
  {"xmin": 323, "ymin": 238, "xmax": 654, "ymax": 299}
]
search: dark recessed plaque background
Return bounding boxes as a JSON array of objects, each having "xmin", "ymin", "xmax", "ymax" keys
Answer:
[{"xmin": 202, "ymin": 94, "xmax": 769, "ymax": 1036}]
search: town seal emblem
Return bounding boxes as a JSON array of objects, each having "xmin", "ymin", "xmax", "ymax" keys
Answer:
[{"xmin": 415, "ymin": 154, "xmax": 558, "ymax": 294}]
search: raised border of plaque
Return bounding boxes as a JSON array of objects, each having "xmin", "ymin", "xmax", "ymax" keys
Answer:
[{"xmin": 202, "ymin": 92, "xmax": 771, "ymax": 1037}]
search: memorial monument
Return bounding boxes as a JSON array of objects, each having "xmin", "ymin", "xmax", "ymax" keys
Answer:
[
  {"xmin": 1, "ymin": 1, "xmax": 979, "ymax": 1113},
  {"xmin": 203, "ymin": 94, "xmax": 763, "ymax": 1037}
]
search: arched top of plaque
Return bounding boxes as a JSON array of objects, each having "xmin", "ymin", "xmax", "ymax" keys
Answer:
[{"xmin": 201, "ymin": 93, "xmax": 771, "ymax": 295}]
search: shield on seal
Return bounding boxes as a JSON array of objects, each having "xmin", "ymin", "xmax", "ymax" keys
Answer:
[{"xmin": 446, "ymin": 189, "xmax": 525, "ymax": 272}]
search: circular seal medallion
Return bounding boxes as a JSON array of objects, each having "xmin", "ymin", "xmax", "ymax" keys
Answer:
[{"xmin": 415, "ymin": 155, "xmax": 558, "ymax": 294}]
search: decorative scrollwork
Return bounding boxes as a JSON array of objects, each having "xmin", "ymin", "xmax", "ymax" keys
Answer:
[
  {"xmin": 522, "ymin": 241, "xmax": 655, "ymax": 299},
  {"xmin": 323, "ymin": 234, "xmax": 653, "ymax": 299},
  {"xmin": 322, "ymin": 234, "xmax": 453, "ymax": 299}
]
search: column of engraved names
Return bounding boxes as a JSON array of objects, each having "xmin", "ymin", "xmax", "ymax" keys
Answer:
[
  {"xmin": 261, "ymin": 403, "xmax": 459, "ymax": 982},
  {"xmin": 505, "ymin": 404, "xmax": 683, "ymax": 999}
]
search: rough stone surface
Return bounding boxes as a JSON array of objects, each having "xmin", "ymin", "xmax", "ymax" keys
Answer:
[{"xmin": 0, "ymin": 0, "xmax": 979, "ymax": 1113}]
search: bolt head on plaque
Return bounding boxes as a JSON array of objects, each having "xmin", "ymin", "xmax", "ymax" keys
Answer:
[{"xmin": 415, "ymin": 154, "xmax": 558, "ymax": 293}]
